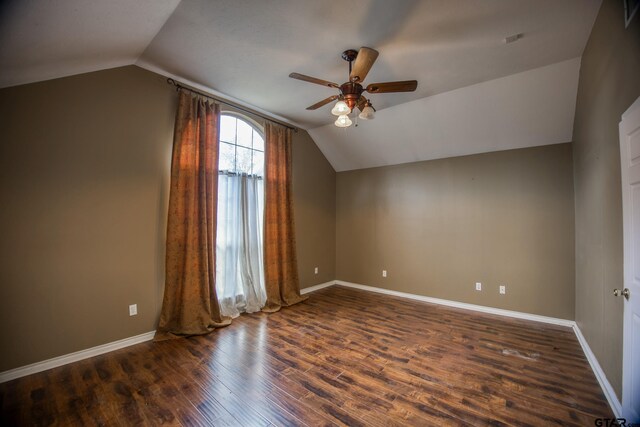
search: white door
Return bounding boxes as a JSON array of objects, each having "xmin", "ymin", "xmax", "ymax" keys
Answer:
[{"xmin": 620, "ymin": 96, "xmax": 640, "ymax": 422}]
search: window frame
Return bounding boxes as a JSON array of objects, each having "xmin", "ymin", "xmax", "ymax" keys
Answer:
[{"xmin": 219, "ymin": 111, "xmax": 265, "ymax": 178}]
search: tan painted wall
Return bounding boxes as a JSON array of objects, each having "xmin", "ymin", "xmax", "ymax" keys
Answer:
[
  {"xmin": 572, "ymin": 0, "xmax": 640, "ymax": 398},
  {"xmin": 0, "ymin": 66, "xmax": 175, "ymax": 371},
  {"xmin": 0, "ymin": 65, "xmax": 337, "ymax": 371},
  {"xmin": 293, "ymin": 131, "xmax": 336, "ymax": 288},
  {"xmin": 336, "ymin": 144, "xmax": 575, "ymax": 319}
]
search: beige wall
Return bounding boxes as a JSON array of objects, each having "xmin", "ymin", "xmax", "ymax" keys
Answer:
[
  {"xmin": 0, "ymin": 66, "xmax": 337, "ymax": 371},
  {"xmin": 572, "ymin": 0, "xmax": 640, "ymax": 398},
  {"xmin": 0, "ymin": 66, "xmax": 175, "ymax": 371},
  {"xmin": 336, "ymin": 144, "xmax": 575, "ymax": 319},
  {"xmin": 293, "ymin": 131, "xmax": 336, "ymax": 288}
]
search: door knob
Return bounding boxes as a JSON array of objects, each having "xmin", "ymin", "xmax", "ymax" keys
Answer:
[{"xmin": 613, "ymin": 288, "xmax": 630, "ymax": 300}]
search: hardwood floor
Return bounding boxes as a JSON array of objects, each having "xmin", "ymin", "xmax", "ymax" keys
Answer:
[{"xmin": 0, "ymin": 285, "xmax": 612, "ymax": 426}]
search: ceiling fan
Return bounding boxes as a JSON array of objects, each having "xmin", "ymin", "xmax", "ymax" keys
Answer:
[{"xmin": 289, "ymin": 47, "xmax": 418, "ymax": 127}]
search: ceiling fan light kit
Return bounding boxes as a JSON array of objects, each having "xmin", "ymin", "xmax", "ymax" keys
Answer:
[
  {"xmin": 358, "ymin": 100, "xmax": 375, "ymax": 120},
  {"xmin": 289, "ymin": 47, "xmax": 418, "ymax": 128},
  {"xmin": 334, "ymin": 114, "xmax": 353, "ymax": 128},
  {"xmin": 331, "ymin": 100, "xmax": 351, "ymax": 116},
  {"xmin": 358, "ymin": 105, "xmax": 375, "ymax": 120}
]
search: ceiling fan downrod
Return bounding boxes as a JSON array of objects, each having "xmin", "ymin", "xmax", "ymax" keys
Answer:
[
  {"xmin": 341, "ymin": 49, "xmax": 363, "ymax": 110},
  {"xmin": 341, "ymin": 49, "xmax": 358, "ymax": 76}
]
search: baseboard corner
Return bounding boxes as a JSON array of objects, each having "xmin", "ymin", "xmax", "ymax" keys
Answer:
[
  {"xmin": 572, "ymin": 324, "xmax": 622, "ymax": 418},
  {"xmin": 300, "ymin": 280, "xmax": 336, "ymax": 294}
]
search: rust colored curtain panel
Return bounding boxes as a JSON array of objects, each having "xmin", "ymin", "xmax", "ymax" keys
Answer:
[
  {"xmin": 155, "ymin": 90, "xmax": 230, "ymax": 340},
  {"xmin": 262, "ymin": 122, "xmax": 307, "ymax": 312}
]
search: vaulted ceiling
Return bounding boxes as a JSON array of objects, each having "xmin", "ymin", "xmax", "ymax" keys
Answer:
[{"xmin": 0, "ymin": 0, "xmax": 602, "ymax": 170}]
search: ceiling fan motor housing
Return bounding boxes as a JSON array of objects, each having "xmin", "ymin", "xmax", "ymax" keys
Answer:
[{"xmin": 340, "ymin": 81, "xmax": 364, "ymax": 110}]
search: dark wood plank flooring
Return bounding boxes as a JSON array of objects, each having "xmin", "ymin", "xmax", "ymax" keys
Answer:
[{"xmin": 0, "ymin": 286, "xmax": 612, "ymax": 426}]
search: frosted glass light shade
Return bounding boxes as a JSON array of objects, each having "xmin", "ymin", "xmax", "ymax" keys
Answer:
[
  {"xmin": 359, "ymin": 105, "xmax": 375, "ymax": 120},
  {"xmin": 331, "ymin": 100, "xmax": 351, "ymax": 116},
  {"xmin": 334, "ymin": 114, "xmax": 352, "ymax": 128}
]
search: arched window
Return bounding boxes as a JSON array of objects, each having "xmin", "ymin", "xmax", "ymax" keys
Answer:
[
  {"xmin": 219, "ymin": 114, "xmax": 264, "ymax": 176},
  {"xmin": 216, "ymin": 113, "xmax": 266, "ymax": 318}
]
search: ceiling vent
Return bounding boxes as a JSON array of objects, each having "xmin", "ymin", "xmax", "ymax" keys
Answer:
[{"xmin": 504, "ymin": 33, "xmax": 523, "ymax": 44}]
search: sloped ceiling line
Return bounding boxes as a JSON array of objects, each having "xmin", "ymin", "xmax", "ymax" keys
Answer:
[
  {"xmin": 0, "ymin": 0, "xmax": 600, "ymax": 171},
  {"xmin": 308, "ymin": 58, "xmax": 581, "ymax": 171}
]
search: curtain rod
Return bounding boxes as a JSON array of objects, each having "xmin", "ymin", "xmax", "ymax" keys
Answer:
[{"xmin": 166, "ymin": 78, "xmax": 297, "ymax": 132}]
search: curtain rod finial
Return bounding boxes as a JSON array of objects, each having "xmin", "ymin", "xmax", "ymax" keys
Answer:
[{"xmin": 167, "ymin": 78, "xmax": 179, "ymax": 91}]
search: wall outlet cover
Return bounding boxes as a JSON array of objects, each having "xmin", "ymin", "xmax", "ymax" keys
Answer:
[
  {"xmin": 314, "ymin": 267, "xmax": 318, "ymax": 274},
  {"xmin": 129, "ymin": 304, "xmax": 138, "ymax": 316},
  {"xmin": 499, "ymin": 285, "xmax": 506, "ymax": 295},
  {"xmin": 475, "ymin": 282, "xmax": 482, "ymax": 291},
  {"xmin": 382, "ymin": 270, "xmax": 387, "ymax": 277}
]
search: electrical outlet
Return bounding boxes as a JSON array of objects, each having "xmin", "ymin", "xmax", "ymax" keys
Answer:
[
  {"xmin": 499, "ymin": 285, "xmax": 506, "ymax": 295},
  {"xmin": 382, "ymin": 270, "xmax": 387, "ymax": 277},
  {"xmin": 314, "ymin": 267, "xmax": 318, "ymax": 274},
  {"xmin": 129, "ymin": 304, "xmax": 138, "ymax": 316},
  {"xmin": 475, "ymin": 282, "xmax": 482, "ymax": 291}
]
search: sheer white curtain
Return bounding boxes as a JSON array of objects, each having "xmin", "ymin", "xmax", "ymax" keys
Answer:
[{"xmin": 216, "ymin": 172, "xmax": 265, "ymax": 318}]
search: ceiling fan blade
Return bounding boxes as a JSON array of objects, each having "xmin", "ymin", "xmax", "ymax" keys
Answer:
[
  {"xmin": 350, "ymin": 47, "xmax": 379, "ymax": 82},
  {"xmin": 289, "ymin": 73, "xmax": 339, "ymax": 88},
  {"xmin": 365, "ymin": 80, "xmax": 418, "ymax": 93},
  {"xmin": 306, "ymin": 95, "xmax": 339, "ymax": 110}
]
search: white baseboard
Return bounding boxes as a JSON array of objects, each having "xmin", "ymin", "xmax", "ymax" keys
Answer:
[
  {"xmin": 572, "ymin": 324, "xmax": 622, "ymax": 418},
  {"xmin": 334, "ymin": 280, "xmax": 575, "ymax": 327},
  {"xmin": 0, "ymin": 280, "xmax": 334, "ymax": 384},
  {"xmin": 0, "ymin": 281, "xmax": 623, "ymax": 419},
  {"xmin": 0, "ymin": 331, "xmax": 156, "ymax": 384},
  {"xmin": 300, "ymin": 280, "xmax": 336, "ymax": 295},
  {"xmin": 313, "ymin": 279, "xmax": 621, "ymax": 418}
]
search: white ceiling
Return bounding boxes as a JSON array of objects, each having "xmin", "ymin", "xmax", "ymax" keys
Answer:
[
  {"xmin": 0, "ymin": 0, "xmax": 601, "ymax": 171},
  {"xmin": 0, "ymin": 0, "xmax": 180, "ymax": 88},
  {"xmin": 138, "ymin": 0, "xmax": 600, "ymax": 128},
  {"xmin": 310, "ymin": 58, "xmax": 581, "ymax": 171}
]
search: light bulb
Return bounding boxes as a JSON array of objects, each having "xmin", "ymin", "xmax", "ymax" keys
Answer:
[
  {"xmin": 334, "ymin": 114, "xmax": 352, "ymax": 128},
  {"xmin": 331, "ymin": 100, "xmax": 351, "ymax": 116},
  {"xmin": 358, "ymin": 105, "xmax": 375, "ymax": 120}
]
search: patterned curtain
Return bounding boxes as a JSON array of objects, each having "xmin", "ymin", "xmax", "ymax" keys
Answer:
[
  {"xmin": 155, "ymin": 90, "xmax": 230, "ymax": 340},
  {"xmin": 262, "ymin": 122, "xmax": 307, "ymax": 312}
]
